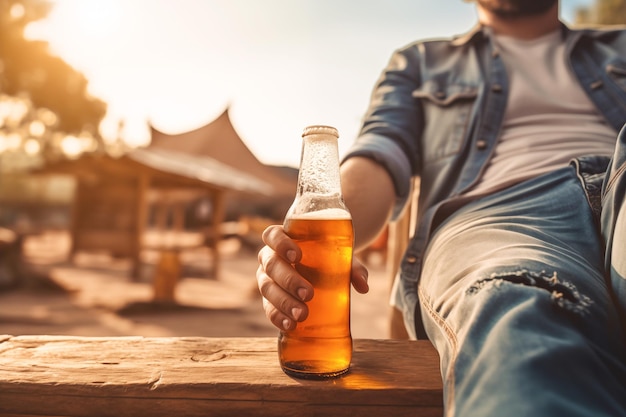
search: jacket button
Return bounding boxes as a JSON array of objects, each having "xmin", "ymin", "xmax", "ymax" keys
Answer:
[
  {"xmin": 476, "ymin": 140, "xmax": 488, "ymax": 150},
  {"xmin": 406, "ymin": 256, "xmax": 418, "ymax": 264},
  {"xmin": 491, "ymin": 84, "xmax": 503, "ymax": 92}
]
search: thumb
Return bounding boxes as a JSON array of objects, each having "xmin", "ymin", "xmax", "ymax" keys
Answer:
[{"xmin": 351, "ymin": 257, "xmax": 369, "ymax": 294}]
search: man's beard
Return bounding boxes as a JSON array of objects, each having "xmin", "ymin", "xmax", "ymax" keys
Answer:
[{"xmin": 476, "ymin": 0, "xmax": 558, "ymax": 18}]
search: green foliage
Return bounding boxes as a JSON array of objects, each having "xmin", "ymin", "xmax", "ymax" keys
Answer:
[{"xmin": 0, "ymin": 0, "xmax": 106, "ymax": 136}]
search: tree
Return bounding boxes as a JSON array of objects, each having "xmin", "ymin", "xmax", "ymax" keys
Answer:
[
  {"xmin": 576, "ymin": 0, "xmax": 626, "ymax": 25},
  {"xmin": 0, "ymin": 0, "xmax": 107, "ymax": 148},
  {"xmin": 0, "ymin": 1, "xmax": 111, "ymax": 289}
]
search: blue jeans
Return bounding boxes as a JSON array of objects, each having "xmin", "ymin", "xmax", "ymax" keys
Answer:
[{"xmin": 418, "ymin": 130, "xmax": 626, "ymax": 416}]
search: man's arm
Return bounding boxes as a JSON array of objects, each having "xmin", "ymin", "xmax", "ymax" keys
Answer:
[{"xmin": 341, "ymin": 156, "xmax": 395, "ymax": 251}]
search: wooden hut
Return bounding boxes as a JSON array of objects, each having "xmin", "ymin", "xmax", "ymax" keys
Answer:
[
  {"xmin": 36, "ymin": 108, "xmax": 297, "ymax": 296},
  {"xmin": 39, "ymin": 148, "xmax": 273, "ymax": 283},
  {"xmin": 147, "ymin": 108, "xmax": 297, "ymax": 221}
]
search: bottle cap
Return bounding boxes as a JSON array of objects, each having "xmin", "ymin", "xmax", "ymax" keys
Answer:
[{"xmin": 302, "ymin": 125, "xmax": 339, "ymax": 138}]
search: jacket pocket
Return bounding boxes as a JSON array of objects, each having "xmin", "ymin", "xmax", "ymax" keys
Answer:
[{"xmin": 412, "ymin": 80, "xmax": 479, "ymax": 161}]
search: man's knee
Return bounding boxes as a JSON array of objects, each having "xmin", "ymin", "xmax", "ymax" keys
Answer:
[{"xmin": 466, "ymin": 269, "xmax": 593, "ymax": 318}]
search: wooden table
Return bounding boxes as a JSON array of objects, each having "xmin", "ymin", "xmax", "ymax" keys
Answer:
[{"xmin": 0, "ymin": 336, "xmax": 442, "ymax": 417}]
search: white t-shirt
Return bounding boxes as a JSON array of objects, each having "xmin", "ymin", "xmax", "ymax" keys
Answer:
[{"xmin": 466, "ymin": 29, "xmax": 617, "ymax": 197}]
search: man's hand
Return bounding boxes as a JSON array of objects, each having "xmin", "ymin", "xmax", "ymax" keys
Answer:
[{"xmin": 256, "ymin": 225, "xmax": 369, "ymax": 331}]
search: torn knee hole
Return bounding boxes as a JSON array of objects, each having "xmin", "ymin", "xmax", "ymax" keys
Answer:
[{"xmin": 467, "ymin": 269, "xmax": 592, "ymax": 315}]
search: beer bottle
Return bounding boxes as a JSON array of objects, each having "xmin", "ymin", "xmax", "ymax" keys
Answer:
[{"xmin": 279, "ymin": 125, "xmax": 354, "ymax": 379}]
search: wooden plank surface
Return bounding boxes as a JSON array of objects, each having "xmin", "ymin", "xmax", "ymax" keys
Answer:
[{"xmin": 0, "ymin": 336, "xmax": 442, "ymax": 417}]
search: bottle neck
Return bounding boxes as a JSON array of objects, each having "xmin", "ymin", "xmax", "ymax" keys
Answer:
[
  {"xmin": 296, "ymin": 134, "xmax": 342, "ymax": 197},
  {"xmin": 286, "ymin": 131, "xmax": 348, "ymax": 218}
]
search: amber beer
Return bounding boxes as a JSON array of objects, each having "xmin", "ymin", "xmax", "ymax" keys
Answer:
[{"xmin": 280, "ymin": 209, "xmax": 353, "ymax": 378}]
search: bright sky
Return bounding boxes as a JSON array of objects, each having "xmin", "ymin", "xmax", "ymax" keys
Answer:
[{"xmin": 27, "ymin": 0, "xmax": 593, "ymax": 167}]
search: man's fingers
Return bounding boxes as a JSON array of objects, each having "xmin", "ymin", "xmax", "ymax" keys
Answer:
[
  {"xmin": 258, "ymin": 245, "xmax": 313, "ymax": 301},
  {"xmin": 257, "ymin": 265, "xmax": 309, "ymax": 330},
  {"xmin": 261, "ymin": 225, "xmax": 300, "ymax": 263}
]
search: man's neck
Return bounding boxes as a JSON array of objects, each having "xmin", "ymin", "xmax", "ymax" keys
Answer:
[{"xmin": 477, "ymin": 3, "xmax": 561, "ymax": 39}]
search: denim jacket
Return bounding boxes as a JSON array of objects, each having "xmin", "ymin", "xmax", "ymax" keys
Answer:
[{"xmin": 343, "ymin": 23, "xmax": 626, "ymax": 338}]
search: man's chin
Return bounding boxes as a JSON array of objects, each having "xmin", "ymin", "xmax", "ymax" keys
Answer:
[{"xmin": 476, "ymin": 0, "xmax": 558, "ymax": 18}]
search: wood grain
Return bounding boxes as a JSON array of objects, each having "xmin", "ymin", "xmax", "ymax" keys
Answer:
[{"xmin": 0, "ymin": 336, "xmax": 442, "ymax": 417}]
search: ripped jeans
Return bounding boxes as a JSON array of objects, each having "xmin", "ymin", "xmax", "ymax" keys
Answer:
[{"xmin": 419, "ymin": 148, "xmax": 626, "ymax": 415}]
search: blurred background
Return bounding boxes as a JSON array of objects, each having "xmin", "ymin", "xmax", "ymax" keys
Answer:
[{"xmin": 0, "ymin": 0, "xmax": 622, "ymax": 339}]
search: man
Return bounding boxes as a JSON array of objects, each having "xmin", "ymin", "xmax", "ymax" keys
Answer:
[{"xmin": 257, "ymin": 0, "xmax": 626, "ymax": 415}]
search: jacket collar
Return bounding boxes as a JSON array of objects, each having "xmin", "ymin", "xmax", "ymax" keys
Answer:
[{"xmin": 450, "ymin": 24, "xmax": 486, "ymax": 47}]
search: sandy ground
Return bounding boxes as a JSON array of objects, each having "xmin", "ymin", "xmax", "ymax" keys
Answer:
[{"xmin": 0, "ymin": 230, "xmax": 393, "ymax": 339}]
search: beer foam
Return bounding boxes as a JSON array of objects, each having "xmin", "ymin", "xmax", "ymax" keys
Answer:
[{"xmin": 289, "ymin": 208, "xmax": 351, "ymax": 220}]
